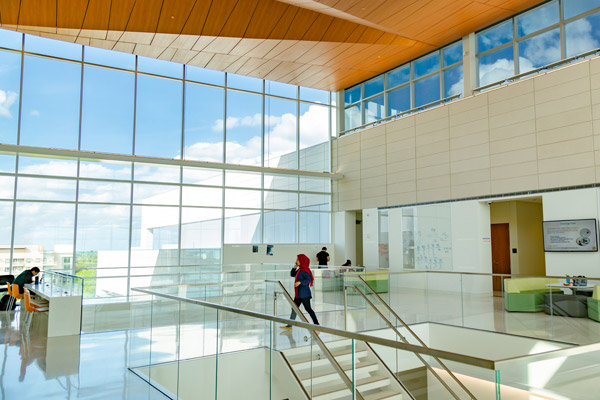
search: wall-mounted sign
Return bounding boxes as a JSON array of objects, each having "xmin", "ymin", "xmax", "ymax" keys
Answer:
[{"xmin": 543, "ymin": 219, "xmax": 598, "ymax": 252}]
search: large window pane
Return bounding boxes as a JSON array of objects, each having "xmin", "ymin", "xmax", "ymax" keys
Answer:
[
  {"xmin": 76, "ymin": 204, "xmax": 130, "ymax": 296},
  {"xmin": 20, "ymin": 55, "xmax": 81, "ymax": 149},
  {"xmin": 225, "ymin": 171, "xmax": 261, "ymax": 188},
  {"xmin": 0, "ymin": 202, "xmax": 12, "ymax": 274},
  {"xmin": 300, "ymin": 177, "xmax": 330, "ymax": 193},
  {"xmin": 13, "ymin": 202, "xmax": 75, "ymax": 272},
  {"xmin": 388, "ymin": 65, "xmax": 410, "ymax": 88},
  {"xmin": 299, "ymin": 103, "xmax": 329, "ymax": 172},
  {"xmin": 300, "ymin": 87, "xmax": 329, "ymax": 104},
  {"xmin": 78, "ymin": 181, "xmax": 131, "ymax": 204},
  {"xmin": 135, "ymin": 75, "xmax": 183, "ymax": 158},
  {"xmin": 186, "ymin": 65, "xmax": 224, "ymax": 86},
  {"xmin": 564, "ymin": 0, "xmax": 600, "ymax": 20},
  {"xmin": 266, "ymin": 80, "xmax": 297, "ymax": 98},
  {"xmin": 18, "ymin": 155, "xmax": 78, "ymax": 177},
  {"xmin": 364, "ymin": 76, "xmax": 384, "ymax": 98},
  {"xmin": 264, "ymin": 211, "xmax": 296, "ymax": 243},
  {"xmin": 264, "ymin": 191, "xmax": 297, "ymax": 210},
  {"xmin": 344, "ymin": 104, "xmax": 361, "ymax": 130},
  {"xmin": 181, "ymin": 208, "xmax": 222, "ymax": 265},
  {"xmin": 226, "ymin": 90, "xmax": 262, "ymax": 166},
  {"xmin": 414, "ymin": 52, "xmax": 440, "ymax": 78},
  {"xmin": 0, "ymin": 50, "xmax": 21, "ymax": 145},
  {"xmin": 0, "ymin": 29, "xmax": 22, "ymax": 50},
  {"xmin": 131, "ymin": 206, "xmax": 179, "ymax": 267},
  {"xmin": 79, "ymin": 160, "xmax": 132, "ymax": 180},
  {"xmin": 388, "ymin": 85, "xmax": 411, "ymax": 116},
  {"xmin": 224, "ymin": 209, "xmax": 261, "ymax": 244},
  {"xmin": 414, "ymin": 73, "xmax": 441, "ymax": 107},
  {"xmin": 16, "ymin": 177, "xmax": 77, "ymax": 201},
  {"xmin": 365, "ymin": 95, "xmax": 385, "ymax": 123},
  {"xmin": 227, "ymin": 73, "xmax": 262, "ymax": 92},
  {"xmin": 24, "ymin": 34, "xmax": 82, "ymax": 61},
  {"xmin": 265, "ymin": 174, "xmax": 298, "ymax": 191},
  {"xmin": 299, "ymin": 212, "xmax": 329, "ymax": 244},
  {"xmin": 300, "ymin": 193, "xmax": 331, "ymax": 211},
  {"xmin": 225, "ymin": 189, "xmax": 261, "ymax": 208},
  {"xmin": 0, "ymin": 176, "xmax": 14, "ymax": 199},
  {"xmin": 478, "ymin": 46, "xmax": 515, "ymax": 86},
  {"xmin": 565, "ymin": 12, "xmax": 600, "ymax": 58},
  {"xmin": 81, "ymin": 66, "xmax": 135, "ymax": 153},
  {"xmin": 134, "ymin": 163, "xmax": 180, "ymax": 183},
  {"xmin": 264, "ymin": 96, "xmax": 297, "ymax": 169},
  {"xmin": 182, "ymin": 186, "xmax": 223, "ymax": 207},
  {"xmin": 138, "ymin": 56, "xmax": 183, "ymax": 79},
  {"xmin": 518, "ymin": 28, "xmax": 561, "ymax": 73},
  {"xmin": 445, "ymin": 65, "xmax": 464, "ymax": 97},
  {"xmin": 0, "ymin": 154, "xmax": 15, "ymax": 173},
  {"xmin": 183, "ymin": 167, "xmax": 223, "ymax": 186},
  {"xmin": 84, "ymin": 46, "xmax": 135, "ymax": 70},
  {"xmin": 443, "ymin": 42, "xmax": 463, "ymax": 66},
  {"xmin": 184, "ymin": 83, "xmax": 224, "ymax": 163},
  {"xmin": 133, "ymin": 183, "xmax": 180, "ymax": 205},
  {"xmin": 344, "ymin": 86, "xmax": 361, "ymax": 105},
  {"xmin": 478, "ymin": 21, "xmax": 513, "ymax": 53},
  {"xmin": 517, "ymin": 1, "xmax": 559, "ymax": 37}
]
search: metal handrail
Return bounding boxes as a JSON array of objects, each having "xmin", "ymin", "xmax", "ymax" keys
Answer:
[
  {"xmin": 131, "ymin": 286, "xmax": 497, "ymax": 369},
  {"xmin": 267, "ymin": 279, "xmax": 366, "ymax": 400},
  {"xmin": 384, "ymin": 270, "xmax": 600, "ymax": 281},
  {"xmin": 353, "ymin": 278, "xmax": 476, "ymax": 399}
]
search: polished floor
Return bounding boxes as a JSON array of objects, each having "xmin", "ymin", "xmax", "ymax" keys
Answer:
[{"xmin": 3, "ymin": 287, "xmax": 600, "ymax": 399}]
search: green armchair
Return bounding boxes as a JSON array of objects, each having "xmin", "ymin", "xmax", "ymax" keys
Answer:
[
  {"xmin": 587, "ymin": 285, "xmax": 600, "ymax": 322},
  {"xmin": 504, "ymin": 277, "xmax": 560, "ymax": 312}
]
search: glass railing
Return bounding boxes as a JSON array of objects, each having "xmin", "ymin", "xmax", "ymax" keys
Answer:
[
  {"xmin": 130, "ymin": 281, "xmax": 501, "ymax": 400},
  {"xmin": 37, "ymin": 270, "xmax": 84, "ymax": 297}
]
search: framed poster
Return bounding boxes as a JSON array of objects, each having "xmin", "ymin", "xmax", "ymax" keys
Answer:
[{"xmin": 542, "ymin": 219, "xmax": 598, "ymax": 252}]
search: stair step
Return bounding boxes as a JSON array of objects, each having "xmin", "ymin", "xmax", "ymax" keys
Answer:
[
  {"xmin": 287, "ymin": 344, "xmax": 366, "ymax": 366},
  {"xmin": 364, "ymin": 389, "xmax": 404, "ymax": 400},
  {"xmin": 297, "ymin": 359, "xmax": 379, "ymax": 381},
  {"xmin": 312, "ymin": 375, "xmax": 390, "ymax": 399}
]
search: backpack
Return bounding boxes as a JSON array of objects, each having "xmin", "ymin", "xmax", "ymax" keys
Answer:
[{"xmin": 0, "ymin": 294, "xmax": 16, "ymax": 311}]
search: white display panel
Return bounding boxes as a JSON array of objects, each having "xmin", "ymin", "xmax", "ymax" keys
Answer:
[{"xmin": 543, "ymin": 219, "xmax": 598, "ymax": 252}]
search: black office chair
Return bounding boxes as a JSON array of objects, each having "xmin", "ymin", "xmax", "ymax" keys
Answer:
[{"xmin": 0, "ymin": 275, "xmax": 14, "ymax": 292}]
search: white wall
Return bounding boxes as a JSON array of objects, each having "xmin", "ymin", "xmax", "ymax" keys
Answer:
[
  {"xmin": 223, "ymin": 244, "xmax": 332, "ymax": 266},
  {"xmin": 334, "ymin": 211, "xmax": 357, "ymax": 265},
  {"xmin": 362, "ymin": 208, "xmax": 379, "ymax": 268},
  {"xmin": 543, "ymin": 188, "xmax": 600, "ymax": 277}
]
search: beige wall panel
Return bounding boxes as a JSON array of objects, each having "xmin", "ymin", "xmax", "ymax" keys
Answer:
[
  {"xmin": 416, "ymin": 152, "xmax": 450, "ymax": 168},
  {"xmin": 489, "ymin": 120, "xmax": 536, "ymax": 142},
  {"xmin": 387, "ymin": 192, "xmax": 417, "ymax": 205},
  {"xmin": 449, "ymin": 118, "xmax": 489, "ymax": 139},
  {"xmin": 535, "ymin": 92, "xmax": 591, "ymax": 119},
  {"xmin": 415, "ymin": 119, "xmax": 449, "ymax": 138},
  {"xmin": 387, "ymin": 128, "xmax": 415, "ymax": 143},
  {"xmin": 490, "ymin": 147, "xmax": 537, "ymax": 167},
  {"xmin": 536, "ymin": 121, "xmax": 593, "ymax": 146},
  {"xmin": 450, "ymin": 130, "xmax": 490, "ymax": 150},
  {"xmin": 591, "ymin": 57, "xmax": 600, "ymax": 75},
  {"xmin": 538, "ymin": 167, "xmax": 596, "ymax": 189},
  {"xmin": 360, "ymin": 133, "xmax": 386, "ymax": 150},
  {"xmin": 387, "ymin": 169, "xmax": 416, "ymax": 184},
  {"xmin": 361, "ymin": 155, "xmax": 387, "ymax": 169},
  {"xmin": 487, "ymin": 79, "xmax": 534, "ymax": 104},
  {"xmin": 491, "ymin": 161, "xmax": 538, "ymax": 181},
  {"xmin": 386, "ymin": 159, "xmax": 416, "ymax": 173},
  {"xmin": 387, "ymin": 180, "xmax": 417, "ymax": 194},
  {"xmin": 417, "ymin": 175, "xmax": 451, "ymax": 190},
  {"xmin": 361, "ymin": 175, "xmax": 387, "ymax": 190},
  {"xmin": 491, "ymin": 175, "xmax": 539, "ymax": 195},
  {"xmin": 415, "ymin": 129, "xmax": 449, "ymax": 147},
  {"xmin": 488, "ymin": 93, "xmax": 534, "ymax": 117},
  {"xmin": 450, "ymin": 155, "xmax": 490, "ymax": 174},
  {"xmin": 338, "ymin": 198, "xmax": 361, "ymax": 210},
  {"xmin": 449, "ymin": 105, "xmax": 488, "ymax": 127},
  {"xmin": 535, "ymin": 77, "xmax": 590, "ymax": 105},
  {"xmin": 591, "ymin": 74, "xmax": 600, "ymax": 91},
  {"xmin": 450, "ymin": 142, "xmax": 489, "ymax": 162},
  {"xmin": 533, "ymin": 61, "xmax": 589, "ymax": 91},
  {"xmin": 386, "ymin": 116, "xmax": 415, "ymax": 134},
  {"xmin": 537, "ymin": 152, "xmax": 595, "ymax": 174},
  {"xmin": 489, "ymin": 133, "xmax": 536, "ymax": 155},
  {"xmin": 415, "ymin": 139, "xmax": 449, "ymax": 157},
  {"xmin": 416, "ymin": 163, "xmax": 450, "ymax": 179},
  {"xmin": 360, "ymin": 165, "xmax": 387, "ymax": 179},
  {"xmin": 451, "ymin": 181, "xmax": 491, "ymax": 198},
  {"xmin": 361, "ymin": 196, "xmax": 387, "ymax": 209},
  {"xmin": 361, "ymin": 145, "xmax": 387, "ymax": 161},
  {"xmin": 448, "ymin": 93, "xmax": 488, "ymax": 115},
  {"xmin": 489, "ymin": 106, "xmax": 535, "ymax": 129},
  {"xmin": 537, "ymin": 136, "xmax": 593, "ymax": 159},
  {"xmin": 416, "ymin": 187, "xmax": 452, "ymax": 203},
  {"xmin": 415, "ymin": 106, "xmax": 448, "ymax": 124},
  {"xmin": 451, "ymin": 168, "xmax": 491, "ymax": 186}
]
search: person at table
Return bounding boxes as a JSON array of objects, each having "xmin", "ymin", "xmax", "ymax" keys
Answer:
[{"xmin": 13, "ymin": 267, "xmax": 40, "ymax": 294}]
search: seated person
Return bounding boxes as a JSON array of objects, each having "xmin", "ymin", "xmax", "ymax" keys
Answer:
[
  {"xmin": 342, "ymin": 260, "xmax": 352, "ymax": 266},
  {"xmin": 13, "ymin": 267, "xmax": 40, "ymax": 294}
]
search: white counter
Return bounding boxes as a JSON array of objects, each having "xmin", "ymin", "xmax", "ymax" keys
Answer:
[{"xmin": 25, "ymin": 283, "xmax": 82, "ymax": 337}]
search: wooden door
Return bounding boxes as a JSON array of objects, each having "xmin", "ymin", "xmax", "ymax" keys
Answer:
[{"xmin": 491, "ymin": 223, "xmax": 511, "ymax": 292}]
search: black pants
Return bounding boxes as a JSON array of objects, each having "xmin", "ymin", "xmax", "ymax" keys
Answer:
[{"xmin": 289, "ymin": 297, "xmax": 319, "ymax": 325}]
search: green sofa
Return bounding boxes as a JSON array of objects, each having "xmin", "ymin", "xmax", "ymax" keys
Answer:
[
  {"xmin": 344, "ymin": 271, "xmax": 389, "ymax": 293},
  {"xmin": 504, "ymin": 277, "xmax": 560, "ymax": 312},
  {"xmin": 587, "ymin": 285, "xmax": 600, "ymax": 322}
]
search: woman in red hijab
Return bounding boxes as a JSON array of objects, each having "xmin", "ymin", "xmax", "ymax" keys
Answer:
[{"xmin": 281, "ymin": 254, "xmax": 320, "ymax": 329}]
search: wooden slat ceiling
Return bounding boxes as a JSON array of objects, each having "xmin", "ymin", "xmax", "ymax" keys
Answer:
[{"xmin": 0, "ymin": 0, "xmax": 546, "ymax": 91}]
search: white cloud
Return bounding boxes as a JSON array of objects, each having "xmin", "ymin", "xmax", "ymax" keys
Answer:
[
  {"xmin": 212, "ymin": 113, "xmax": 262, "ymax": 132},
  {"xmin": 479, "ymin": 58, "xmax": 514, "ymax": 87},
  {"xmin": 519, "ymin": 31, "xmax": 561, "ymax": 73},
  {"xmin": 448, "ymin": 78, "xmax": 464, "ymax": 97},
  {"xmin": 29, "ymin": 110, "xmax": 40, "ymax": 117},
  {"xmin": 565, "ymin": 18, "xmax": 599, "ymax": 57},
  {"xmin": 0, "ymin": 89, "xmax": 17, "ymax": 118}
]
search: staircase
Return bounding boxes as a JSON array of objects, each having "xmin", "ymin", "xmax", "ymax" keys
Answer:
[{"xmin": 281, "ymin": 338, "xmax": 407, "ymax": 400}]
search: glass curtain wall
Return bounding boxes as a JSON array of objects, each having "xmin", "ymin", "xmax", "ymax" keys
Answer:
[
  {"xmin": 343, "ymin": 41, "xmax": 464, "ymax": 133},
  {"xmin": 477, "ymin": 0, "xmax": 600, "ymax": 87},
  {"xmin": 0, "ymin": 29, "xmax": 333, "ymax": 301}
]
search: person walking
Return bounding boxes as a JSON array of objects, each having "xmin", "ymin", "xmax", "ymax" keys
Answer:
[
  {"xmin": 281, "ymin": 254, "xmax": 319, "ymax": 329},
  {"xmin": 315, "ymin": 246, "xmax": 330, "ymax": 268}
]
